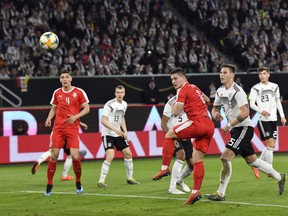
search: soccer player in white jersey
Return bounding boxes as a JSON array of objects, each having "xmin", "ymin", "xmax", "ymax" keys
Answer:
[
  {"xmin": 205, "ymin": 64, "xmax": 286, "ymax": 201},
  {"xmin": 154, "ymin": 95, "xmax": 193, "ymax": 194},
  {"xmin": 249, "ymin": 67, "xmax": 287, "ymax": 179},
  {"xmin": 98, "ymin": 85, "xmax": 139, "ymax": 187}
]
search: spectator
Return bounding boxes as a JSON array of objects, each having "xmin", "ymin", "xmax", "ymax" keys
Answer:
[{"xmin": 143, "ymin": 79, "xmax": 160, "ymax": 104}]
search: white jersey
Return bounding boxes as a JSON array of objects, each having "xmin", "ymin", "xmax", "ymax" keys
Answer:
[
  {"xmin": 249, "ymin": 82, "xmax": 284, "ymax": 121},
  {"xmin": 101, "ymin": 98, "xmax": 127, "ymax": 137},
  {"xmin": 163, "ymin": 96, "xmax": 188, "ymax": 130},
  {"xmin": 214, "ymin": 82, "xmax": 251, "ymax": 129}
]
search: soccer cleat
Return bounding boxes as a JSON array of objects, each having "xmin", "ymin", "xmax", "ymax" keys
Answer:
[
  {"xmin": 152, "ymin": 168, "xmax": 171, "ymax": 181},
  {"xmin": 184, "ymin": 191, "xmax": 202, "ymax": 205},
  {"xmin": 278, "ymin": 173, "xmax": 286, "ymax": 195},
  {"xmin": 31, "ymin": 162, "xmax": 39, "ymax": 175},
  {"xmin": 127, "ymin": 178, "xmax": 140, "ymax": 185},
  {"xmin": 251, "ymin": 167, "xmax": 260, "ymax": 179},
  {"xmin": 204, "ymin": 192, "xmax": 225, "ymax": 201},
  {"xmin": 177, "ymin": 181, "xmax": 191, "ymax": 193},
  {"xmin": 98, "ymin": 182, "xmax": 107, "ymax": 188},
  {"xmin": 44, "ymin": 184, "xmax": 53, "ymax": 196},
  {"xmin": 76, "ymin": 182, "xmax": 83, "ymax": 194},
  {"xmin": 168, "ymin": 188, "xmax": 186, "ymax": 195},
  {"xmin": 60, "ymin": 175, "xmax": 74, "ymax": 181}
]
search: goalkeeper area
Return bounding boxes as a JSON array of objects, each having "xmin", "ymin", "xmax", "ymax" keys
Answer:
[{"xmin": 1, "ymin": 154, "xmax": 288, "ymax": 215}]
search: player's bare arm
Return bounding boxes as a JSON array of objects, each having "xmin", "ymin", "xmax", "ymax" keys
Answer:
[
  {"xmin": 172, "ymin": 102, "xmax": 184, "ymax": 117},
  {"xmin": 45, "ymin": 105, "xmax": 56, "ymax": 127},
  {"xmin": 222, "ymin": 104, "xmax": 249, "ymax": 135},
  {"xmin": 101, "ymin": 115, "xmax": 124, "ymax": 137},
  {"xmin": 203, "ymin": 93, "xmax": 211, "ymax": 104},
  {"xmin": 212, "ymin": 106, "xmax": 223, "ymax": 121},
  {"xmin": 121, "ymin": 117, "xmax": 128, "ymax": 140},
  {"xmin": 80, "ymin": 122, "xmax": 88, "ymax": 130},
  {"xmin": 66, "ymin": 103, "xmax": 90, "ymax": 125},
  {"xmin": 161, "ymin": 115, "xmax": 170, "ymax": 133}
]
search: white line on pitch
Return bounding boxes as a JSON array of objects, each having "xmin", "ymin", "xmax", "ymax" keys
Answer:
[{"xmin": 22, "ymin": 190, "xmax": 288, "ymax": 209}]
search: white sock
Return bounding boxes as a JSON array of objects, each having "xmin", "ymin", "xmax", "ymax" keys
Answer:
[
  {"xmin": 37, "ymin": 150, "xmax": 51, "ymax": 165},
  {"xmin": 161, "ymin": 165, "xmax": 168, "ymax": 170},
  {"xmin": 178, "ymin": 164, "xmax": 193, "ymax": 182},
  {"xmin": 250, "ymin": 158, "xmax": 281, "ymax": 181},
  {"xmin": 265, "ymin": 147, "xmax": 274, "ymax": 165},
  {"xmin": 217, "ymin": 159, "xmax": 232, "ymax": 197},
  {"xmin": 259, "ymin": 147, "xmax": 267, "ymax": 161},
  {"xmin": 62, "ymin": 155, "xmax": 72, "ymax": 177},
  {"xmin": 169, "ymin": 159, "xmax": 184, "ymax": 190},
  {"xmin": 124, "ymin": 158, "xmax": 133, "ymax": 180},
  {"xmin": 99, "ymin": 160, "xmax": 111, "ymax": 183}
]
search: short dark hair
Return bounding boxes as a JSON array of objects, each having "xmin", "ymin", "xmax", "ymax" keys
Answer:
[
  {"xmin": 60, "ymin": 70, "xmax": 71, "ymax": 75},
  {"xmin": 115, "ymin": 85, "xmax": 125, "ymax": 90},
  {"xmin": 258, "ymin": 67, "xmax": 269, "ymax": 73},
  {"xmin": 170, "ymin": 68, "xmax": 186, "ymax": 76},
  {"xmin": 221, "ymin": 63, "xmax": 236, "ymax": 73}
]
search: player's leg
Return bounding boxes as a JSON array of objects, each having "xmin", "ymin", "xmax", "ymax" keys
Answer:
[
  {"xmin": 45, "ymin": 147, "xmax": 60, "ymax": 196},
  {"xmin": 119, "ymin": 139, "xmax": 140, "ymax": 185},
  {"xmin": 177, "ymin": 139, "xmax": 193, "ymax": 193},
  {"xmin": 32, "ymin": 149, "xmax": 51, "ymax": 175},
  {"xmin": 70, "ymin": 147, "xmax": 83, "ymax": 193},
  {"xmin": 152, "ymin": 129, "xmax": 178, "ymax": 180},
  {"xmin": 247, "ymin": 154, "xmax": 286, "ymax": 195},
  {"xmin": 168, "ymin": 146, "xmax": 185, "ymax": 194},
  {"xmin": 61, "ymin": 147, "xmax": 73, "ymax": 181},
  {"xmin": 68, "ymin": 129, "xmax": 83, "ymax": 194},
  {"xmin": 98, "ymin": 136, "xmax": 114, "ymax": 187},
  {"xmin": 61, "ymin": 156, "xmax": 73, "ymax": 181}
]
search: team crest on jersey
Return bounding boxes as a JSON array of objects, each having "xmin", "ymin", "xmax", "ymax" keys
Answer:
[{"xmin": 73, "ymin": 92, "xmax": 77, "ymax": 98}]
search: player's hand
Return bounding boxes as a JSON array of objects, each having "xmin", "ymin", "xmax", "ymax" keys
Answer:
[
  {"xmin": 213, "ymin": 112, "xmax": 223, "ymax": 122},
  {"xmin": 45, "ymin": 119, "xmax": 51, "ymax": 127},
  {"xmin": 281, "ymin": 117, "xmax": 287, "ymax": 126},
  {"xmin": 261, "ymin": 110, "xmax": 270, "ymax": 118},
  {"xmin": 66, "ymin": 114, "xmax": 77, "ymax": 125},
  {"xmin": 80, "ymin": 123, "xmax": 88, "ymax": 130},
  {"xmin": 221, "ymin": 125, "xmax": 230, "ymax": 135}
]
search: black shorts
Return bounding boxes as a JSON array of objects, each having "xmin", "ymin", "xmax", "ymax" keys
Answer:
[
  {"xmin": 174, "ymin": 139, "xmax": 193, "ymax": 160},
  {"xmin": 257, "ymin": 120, "xmax": 277, "ymax": 141},
  {"xmin": 102, "ymin": 135, "xmax": 129, "ymax": 152},
  {"xmin": 64, "ymin": 142, "xmax": 70, "ymax": 155},
  {"xmin": 226, "ymin": 126, "xmax": 255, "ymax": 158}
]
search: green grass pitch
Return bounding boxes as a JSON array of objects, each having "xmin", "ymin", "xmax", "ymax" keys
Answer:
[{"xmin": 1, "ymin": 153, "xmax": 288, "ymax": 216}]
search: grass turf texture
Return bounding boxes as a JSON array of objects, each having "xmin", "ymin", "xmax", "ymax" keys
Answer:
[{"xmin": 1, "ymin": 153, "xmax": 288, "ymax": 216}]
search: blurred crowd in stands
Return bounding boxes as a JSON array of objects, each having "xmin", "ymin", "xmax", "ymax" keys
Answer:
[
  {"xmin": 0, "ymin": 0, "xmax": 287, "ymax": 78},
  {"xmin": 175, "ymin": 0, "xmax": 288, "ymax": 73}
]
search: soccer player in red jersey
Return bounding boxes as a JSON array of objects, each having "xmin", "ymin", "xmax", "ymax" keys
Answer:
[
  {"xmin": 44, "ymin": 70, "xmax": 90, "ymax": 196},
  {"xmin": 159, "ymin": 68, "xmax": 214, "ymax": 204}
]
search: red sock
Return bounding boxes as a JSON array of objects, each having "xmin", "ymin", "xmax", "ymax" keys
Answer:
[
  {"xmin": 73, "ymin": 159, "xmax": 82, "ymax": 183},
  {"xmin": 192, "ymin": 161, "xmax": 204, "ymax": 191},
  {"xmin": 47, "ymin": 161, "xmax": 57, "ymax": 185},
  {"xmin": 162, "ymin": 138, "xmax": 174, "ymax": 167}
]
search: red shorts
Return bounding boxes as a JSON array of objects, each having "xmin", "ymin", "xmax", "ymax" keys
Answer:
[
  {"xmin": 50, "ymin": 127, "xmax": 79, "ymax": 149},
  {"xmin": 173, "ymin": 116, "xmax": 214, "ymax": 153}
]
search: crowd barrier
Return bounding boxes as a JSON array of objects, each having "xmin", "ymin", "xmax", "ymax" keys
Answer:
[{"xmin": 1, "ymin": 104, "xmax": 288, "ymax": 164}]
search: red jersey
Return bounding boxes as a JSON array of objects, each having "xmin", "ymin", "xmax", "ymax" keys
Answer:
[
  {"xmin": 176, "ymin": 82, "xmax": 208, "ymax": 120},
  {"xmin": 50, "ymin": 86, "xmax": 89, "ymax": 129}
]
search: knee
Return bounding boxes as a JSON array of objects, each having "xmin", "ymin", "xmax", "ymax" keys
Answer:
[
  {"xmin": 124, "ymin": 151, "xmax": 132, "ymax": 159},
  {"xmin": 176, "ymin": 150, "xmax": 185, "ymax": 161}
]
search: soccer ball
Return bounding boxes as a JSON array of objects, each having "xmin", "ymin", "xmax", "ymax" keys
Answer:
[{"xmin": 39, "ymin": 32, "xmax": 59, "ymax": 50}]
